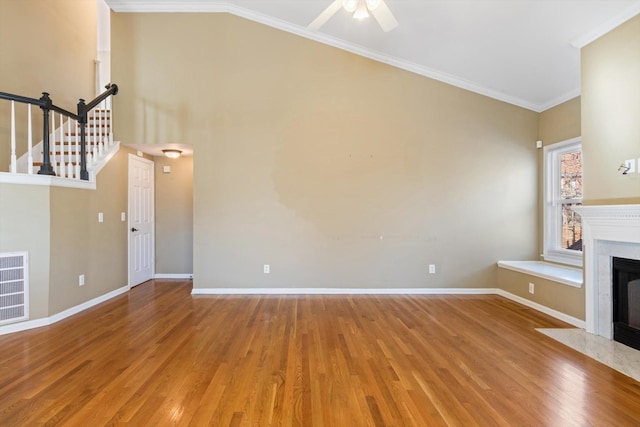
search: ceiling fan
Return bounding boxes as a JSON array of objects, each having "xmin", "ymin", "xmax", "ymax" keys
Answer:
[{"xmin": 308, "ymin": 0, "xmax": 399, "ymax": 33}]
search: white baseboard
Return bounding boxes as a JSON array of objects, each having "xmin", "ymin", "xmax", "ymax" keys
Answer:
[
  {"xmin": 0, "ymin": 285, "xmax": 129, "ymax": 336},
  {"xmin": 191, "ymin": 287, "xmax": 497, "ymax": 295},
  {"xmin": 495, "ymin": 289, "xmax": 585, "ymax": 328},
  {"xmin": 0, "ymin": 285, "xmax": 584, "ymax": 336},
  {"xmin": 191, "ymin": 287, "xmax": 586, "ymax": 328},
  {"xmin": 154, "ymin": 273, "xmax": 193, "ymax": 279}
]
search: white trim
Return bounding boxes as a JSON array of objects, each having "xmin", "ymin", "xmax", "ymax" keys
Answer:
[
  {"xmin": 90, "ymin": 141, "xmax": 120, "ymax": 176},
  {"xmin": 572, "ymin": 204, "xmax": 640, "ymax": 336},
  {"xmin": 543, "ymin": 137, "xmax": 583, "ymax": 267},
  {"xmin": 497, "ymin": 260, "xmax": 583, "ymax": 288},
  {"xmin": 0, "ymin": 285, "xmax": 128, "ymax": 336},
  {"xmin": 495, "ymin": 289, "xmax": 585, "ymax": 328},
  {"xmin": 104, "ymin": 1, "xmax": 546, "ymax": 112},
  {"xmin": 570, "ymin": 2, "xmax": 640, "ymax": 48},
  {"xmin": 191, "ymin": 287, "xmax": 496, "ymax": 295},
  {"xmin": 0, "ymin": 284, "xmax": 583, "ymax": 334},
  {"xmin": 0, "ymin": 171, "xmax": 96, "ymax": 189},
  {"xmin": 536, "ymin": 89, "xmax": 581, "ymax": 113},
  {"xmin": 155, "ymin": 273, "xmax": 192, "ymax": 279},
  {"xmin": 192, "ymin": 286, "xmax": 585, "ymax": 327},
  {"xmin": 127, "ymin": 154, "xmax": 156, "ymax": 287}
]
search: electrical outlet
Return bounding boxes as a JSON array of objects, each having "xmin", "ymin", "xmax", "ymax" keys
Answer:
[
  {"xmin": 79, "ymin": 274, "xmax": 85, "ymax": 287},
  {"xmin": 529, "ymin": 282, "xmax": 535, "ymax": 294},
  {"xmin": 429, "ymin": 264, "xmax": 436, "ymax": 274},
  {"xmin": 263, "ymin": 264, "xmax": 270, "ymax": 274}
]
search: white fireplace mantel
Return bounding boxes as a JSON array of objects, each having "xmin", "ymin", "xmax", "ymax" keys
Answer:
[{"xmin": 573, "ymin": 204, "xmax": 640, "ymax": 337}]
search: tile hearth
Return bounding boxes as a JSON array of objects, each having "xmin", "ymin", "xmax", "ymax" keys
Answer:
[{"xmin": 537, "ymin": 328, "xmax": 640, "ymax": 382}]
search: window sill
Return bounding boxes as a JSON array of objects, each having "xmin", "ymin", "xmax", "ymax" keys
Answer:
[
  {"xmin": 497, "ymin": 260, "xmax": 583, "ymax": 288},
  {"xmin": 542, "ymin": 251, "xmax": 582, "ymax": 268}
]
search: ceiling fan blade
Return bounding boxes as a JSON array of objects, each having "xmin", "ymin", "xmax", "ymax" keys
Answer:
[
  {"xmin": 371, "ymin": 1, "xmax": 398, "ymax": 32},
  {"xmin": 308, "ymin": 0, "xmax": 343, "ymax": 31}
]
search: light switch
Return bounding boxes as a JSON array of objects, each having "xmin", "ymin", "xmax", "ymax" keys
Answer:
[
  {"xmin": 163, "ymin": 165, "xmax": 171, "ymax": 173},
  {"xmin": 121, "ymin": 212, "xmax": 126, "ymax": 222},
  {"xmin": 98, "ymin": 212, "xmax": 104, "ymax": 223},
  {"xmin": 624, "ymin": 159, "xmax": 636, "ymax": 174}
]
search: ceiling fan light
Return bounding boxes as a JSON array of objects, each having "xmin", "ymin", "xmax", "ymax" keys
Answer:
[
  {"xmin": 342, "ymin": 0, "xmax": 358, "ymax": 13},
  {"xmin": 365, "ymin": 0, "xmax": 381, "ymax": 11},
  {"xmin": 353, "ymin": 1, "xmax": 369, "ymax": 20}
]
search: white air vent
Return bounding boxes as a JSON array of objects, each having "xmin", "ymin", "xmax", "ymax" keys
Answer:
[{"xmin": 0, "ymin": 252, "xmax": 29, "ymax": 325}]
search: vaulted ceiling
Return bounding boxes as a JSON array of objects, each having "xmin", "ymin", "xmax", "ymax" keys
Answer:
[{"xmin": 105, "ymin": 0, "xmax": 640, "ymax": 112}]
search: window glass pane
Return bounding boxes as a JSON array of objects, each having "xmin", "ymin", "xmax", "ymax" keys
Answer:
[
  {"xmin": 560, "ymin": 150, "xmax": 582, "ymax": 199},
  {"xmin": 562, "ymin": 203, "xmax": 582, "ymax": 251}
]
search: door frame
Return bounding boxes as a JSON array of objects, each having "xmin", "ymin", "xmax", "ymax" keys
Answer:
[{"xmin": 127, "ymin": 153, "xmax": 155, "ymax": 288}]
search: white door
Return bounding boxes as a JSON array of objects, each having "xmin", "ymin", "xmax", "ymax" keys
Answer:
[{"xmin": 128, "ymin": 154, "xmax": 154, "ymax": 287}]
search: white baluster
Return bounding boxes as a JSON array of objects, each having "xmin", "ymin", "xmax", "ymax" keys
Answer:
[
  {"xmin": 102, "ymin": 100, "xmax": 108, "ymax": 148},
  {"xmin": 67, "ymin": 118, "xmax": 73, "ymax": 178},
  {"xmin": 27, "ymin": 104, "xmax": 33, "ymax": 174},
  {"xmin": 98, "ymin": 106, "xmax": 104, "ymax": 156},
  {"xmin": 59, "ymin": 113, "xmax": 66, "ymax": 178},
  {"xmin": 87, "ymin": 116, "xmax": 93, "ymax": 167},
  {"xmin": 109, "ymin": 98, "xmax": 113, "ymax": 146},
  {"xmin": 10, "ymin": 101, "xmax": 16, "ymax": 173},
  {"xmin": 98, "ymin": 104, "xmax": 103, "ymax": 145},
  {"xmin": 51, "ymin": 113, "xmax": 57, "ymax": 175},
  {"xmin": 74, "ymin": 119, "xmax": 80, "ymax": 179}
]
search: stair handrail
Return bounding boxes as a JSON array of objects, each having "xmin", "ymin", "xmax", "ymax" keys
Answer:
[
  {"xmin": 0, "ymin": 83, "xmax": 118, "ymax": 180},
  {"xmin": 77, "ymin": 84, "xmax": 119, "ymax": 179}
]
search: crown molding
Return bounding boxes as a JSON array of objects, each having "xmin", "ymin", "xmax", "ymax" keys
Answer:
[
  {"xmin": 536, "ymin": 88, "xmax": 581, "ymax": 113},
  {"xmin": 105, "ymin": 0, "xmax": 582, "ymax": 112},
  {"xmin": 570, "ymin": 2, "xmax": 640, "ymax": 48}
]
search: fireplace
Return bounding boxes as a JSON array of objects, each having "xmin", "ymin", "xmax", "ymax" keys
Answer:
[
  {"xmin": 573, "ymin": 204, "xmax": 640, "ymax": 342},
  {"xmin": 613, "ymin": 257, "xmax": 640, "ymax": 350}
]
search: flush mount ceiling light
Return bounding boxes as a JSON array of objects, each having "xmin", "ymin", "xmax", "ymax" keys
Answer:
[
  {"xmin": 308, "ymin": 0, "xmax": 398, "ymax": 32},
  {"xmin": 162, "ymin": 149, "xmax": 182, "ymax": 159}
]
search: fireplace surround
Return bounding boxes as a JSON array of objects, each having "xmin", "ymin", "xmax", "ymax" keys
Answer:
[{"xmin": 573, "ymin": 205, "xmax": 640, "ymax": 341}]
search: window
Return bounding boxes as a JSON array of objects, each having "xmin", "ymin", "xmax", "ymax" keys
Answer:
[{"xmin": 543, "ymin": 137, "xmax": 583, "ymax": 267}]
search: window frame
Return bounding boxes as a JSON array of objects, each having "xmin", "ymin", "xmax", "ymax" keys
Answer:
[{"xmin": 543, "ymin": 137, "xmax": 583, "ymax": 267}]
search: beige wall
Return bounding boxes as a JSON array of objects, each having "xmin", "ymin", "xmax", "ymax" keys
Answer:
[
  {"xmin": 497, "ymin": 97, "xmax": 586, "ymax": 319},
  {"xmin": 48, "ymin": 148, "xmax": 130, "ymax": 314},
  {"xmin": 154, "ymin": 155, "xmax": 193, "ymax": 275},
  {"xmin": 0, "ymin": 0, "xmax": 98, "ymax": 171},
  {"xmin": 0, "ymin": 149, "xmax": 131, "ymax": 322},
  {"xmin": 0, "ymin": 183, "xmax": 51, "ymax": 318},
  {"xmin": 536, "ymin": 97, "xmax": 581, "ymax": 255},
  {"xmin": 497, "ymin": 269, "xmax": 585, "ymax": 320},
  {"xmin": 112, "ymin": 13, "xmax": 539, "ymax": 289},
  {"xmin": 539, "ymin": 97, "xmax": 581, "ymax": 147},
  {"xmin": 0, "ymin": 0, "xmax": 131, "ymax": 324},
  {"xmin": 582, "ymin": 15, "xmax": 640, "ymax": 205}
]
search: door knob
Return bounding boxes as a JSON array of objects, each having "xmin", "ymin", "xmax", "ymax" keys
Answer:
[{"xmin": 131, "ymin": 227, "xmax": 138, "ymax": 232}]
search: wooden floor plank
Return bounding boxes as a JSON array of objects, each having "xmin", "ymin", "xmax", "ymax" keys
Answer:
[{"xmin": 1, "ymin": 280, "xmax": 640, "ymax": 426}]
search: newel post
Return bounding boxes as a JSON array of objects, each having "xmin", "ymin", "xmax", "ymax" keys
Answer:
[
  {"xmin": 77, "ymin": 98, "xmax": 89, "ymax": 180},
  {"xmin": 37, "ymin": 92, "xmax": 55, "ymax": 176}
]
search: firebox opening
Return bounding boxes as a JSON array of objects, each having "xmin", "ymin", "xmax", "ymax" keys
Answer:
[{"xmin": 613, "ymin": 257, "xmax": 640, "ymax": 351}]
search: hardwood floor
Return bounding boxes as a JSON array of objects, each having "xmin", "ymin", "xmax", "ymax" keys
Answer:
[{"xmin": 1, "ymin": 281, "xmax": 640, "ymax": 426}]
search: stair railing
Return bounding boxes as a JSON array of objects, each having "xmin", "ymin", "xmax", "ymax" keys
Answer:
[{"xmin": 0, "ymin": 83, "xmax": 118, "ymax": 180}]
